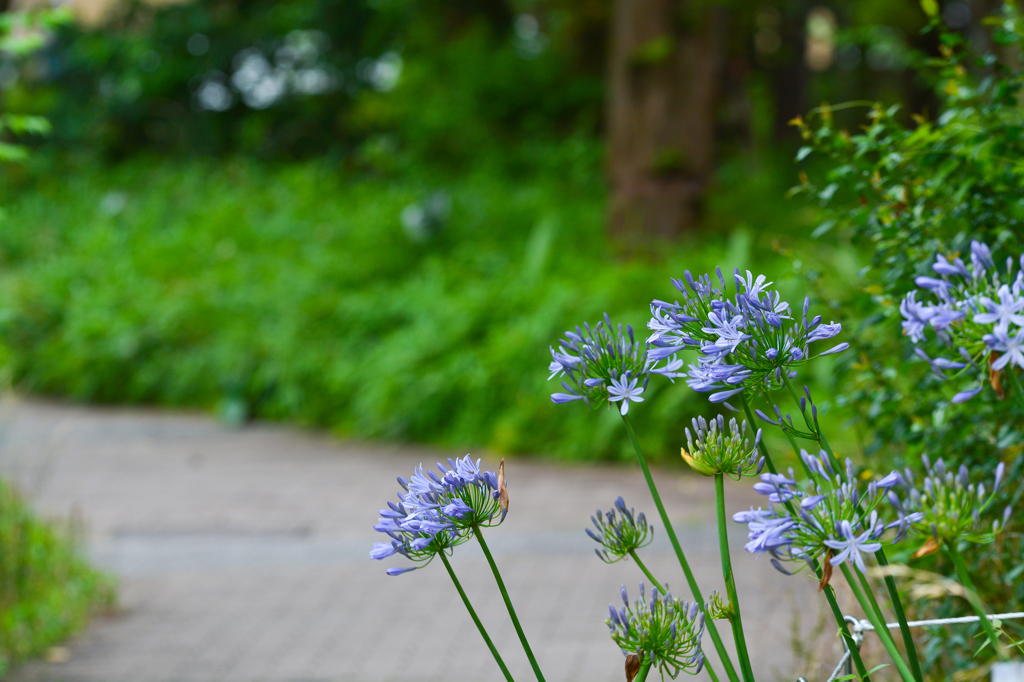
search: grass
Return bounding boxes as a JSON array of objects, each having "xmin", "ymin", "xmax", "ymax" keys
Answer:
[
  {"xmin": 0, "ymin": 478, "xmax": 114, "ymax": 675},
  {"xmin": 0, "ymin": 150, "xmax": 861, "ymax": 463}
]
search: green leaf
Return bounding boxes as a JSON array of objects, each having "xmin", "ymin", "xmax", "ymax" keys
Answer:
[
  {"xmin": 920, "ymin": 0, "xmax": 939, "ymax": 18},
  {"xmin": 0, "ymin": 141, "xmax": 29, "ymax": 162},
  {"xmin": 796, "ymin": 146, "xmax": 813, "ymax": 162}
]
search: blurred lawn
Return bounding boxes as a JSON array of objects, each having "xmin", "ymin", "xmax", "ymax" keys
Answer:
[{"xmin": 0, "ymin": 152, "xmax": 862, "ymax": 462}]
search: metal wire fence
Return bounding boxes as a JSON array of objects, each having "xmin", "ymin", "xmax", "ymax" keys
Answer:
[{"xmin": 797, "ymin": 612, "xmax": 1024, "ymax": 682}]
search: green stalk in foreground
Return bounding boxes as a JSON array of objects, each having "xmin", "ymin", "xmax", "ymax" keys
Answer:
[
  {"xmin": 628, "ymin": 550, "xmax": 665, "ymax": 594},
  {"xmin": 439, "ymin": 552, "xmax": 516, "ymax": 682},
  {"xmin": 622, "ymin": 414, "xmax": 740, "ymax": 682},
  {"xmin": 474, "ymin": 528, "xmax": 547, "ymax": 682},
  {"xmin": 776, "ymin": 383, "xmax": 923, "ymax": 682},
  {"xmin": 947, "ymin": 543, "xmax": 1008, "ymax": 660},
  {"xmin": 714, "ymin": 473, "xmax": 756, "ymax": 682},
  {"xmin": 840, "ymin": 564, "xmax": 917, "ymax": 682},
  {"xmin": 634, "ymin": 656, "xmax": 653, "ymax": 682},
  {"xmin": 1007, "ymin": 367, "xmax": 1024, "ymax": 418},
  {"xmin": 739, "ymin": 396, "xmax": 871, "ymax": 681}
]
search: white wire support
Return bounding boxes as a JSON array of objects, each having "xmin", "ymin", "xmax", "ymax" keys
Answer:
[
  {"xmin": 850, "ymin": 611, "xmax": 1024, "ymax": 633},
  {"xmin": 797, "ymin": 612, "xmax": 1024, "ymax": 681}
]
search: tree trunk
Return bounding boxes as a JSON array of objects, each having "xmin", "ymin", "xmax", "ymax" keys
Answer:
[{"xmin": 607, "ymin": 0, "xmax": 727, "ymax": 241}]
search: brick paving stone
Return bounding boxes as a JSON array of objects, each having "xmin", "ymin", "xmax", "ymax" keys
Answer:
[{"xmin": 0, "ymin": 398, "xmax": 835, "ymax": 682}]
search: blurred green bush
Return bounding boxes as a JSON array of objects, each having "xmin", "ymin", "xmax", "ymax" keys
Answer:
[
  {"xmin": 0, "ymin": 479, "xmax": 113, "ymax": 676},
  {"xmin": 0, "ymin": 150, "xmax": 848, "ymax": 462},
  {"xmin": 794, "ymin": 3, "xmax": 1024, "ymax": 673}
]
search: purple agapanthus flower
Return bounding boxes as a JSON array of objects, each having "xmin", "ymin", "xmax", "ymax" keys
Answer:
[
  {"xmin": 900, "ymin": 239, "xmax": 1024, "ymax": 403},
  {"xmin": 823, "ymin": 519, "xmax": 883, "ymax": 573},
  {"xmin": 371, "ymin": 455, "xmax": 508, "ymax": 575},
  {"xmin": 607, "ymin": 371, "xmax": 645, "ymax": 415},
  {"xmin": 735, "ymin": 453, "xmax": 909, "ymax": 574},
  {"xmin": 546, "ymin": 314, "xmax": 680, "ymax": 415},
  {"xmin": 646, "ymin": 268, "xmax": 848, "ymax": 405}
]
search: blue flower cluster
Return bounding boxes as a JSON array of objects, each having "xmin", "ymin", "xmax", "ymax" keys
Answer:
[
  {"xmin": 587, "ymin": 497, "xmax": 654, "ymax": 563},
  {"xmin": 648, "ymin": 269, "xmax": 847, "ymax": 404},
  {"xmin": 548, "ymin": 314, "xmax": 678, "ymax": 415},
  {"xmin": 900, "ymin": 240, "xmax": 1024, "ymax": 402},
  {"xmin": 733, "ymin": 452, "xmax": 914, "ymax": 574},
  {"xmin": 607, "ymin": 582, "xmax": 706, "ymax": 677},
  {"xmin": 371, "ymin": 455, "xmax": 508, "ymax": 575}
]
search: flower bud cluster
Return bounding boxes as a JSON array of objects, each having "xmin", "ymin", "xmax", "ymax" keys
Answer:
[
  {"xmin": 681, "ymin": 415, "xmax": 764, "ymax": 478},
  {"xmin": 901, "ymin": 456, "xmax": 1011, "ymax": 548},
  {"xmin": 733, "ymin": 453, "xmax": 913, "ymax": 574},
  {"xmin": 548, "ymin": 314, "xmax": 678, "ymax": 415},
  {"xmin": 607, "ymin": 582, "xmax": 706, "ymax": 678},
  {"xmin": 587, "ymin": 496, "xmax": 653, "ymax": 563},
  {"xmin": 900, "ymin": 240, "xmax": 1024, "ymax": 402},
  {"xmin": 648, "ymin": 268, "xmax": 847, "ymax": 405},
  {"xmin": 371, "ymin": 455, "xmax": 508, "ymax": 575}
]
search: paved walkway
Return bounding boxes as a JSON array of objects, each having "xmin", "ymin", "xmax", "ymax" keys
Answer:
[{"xmin": 0, "ymin": 398, "xmax": 842, "ymax": 682}]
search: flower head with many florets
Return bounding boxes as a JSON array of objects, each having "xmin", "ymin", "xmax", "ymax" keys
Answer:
[
  {"xmin": 648, "ymin": 269, "xmax": 848, "ymax": 405},
  {"xmin": 548, "ymin": 314, "xmax": 681, "ymax": 415},
  {"xmin": 607, "ymin": 582, "xmax": 706, "ymax": 678},
  {"xmin": 733, "ymin": 453, "xmax": 913, "ymax": 576},
  {"xmin": 900, "ymin": 240, "xmax": 1024, "ymax": 403},
  {"xmin": 371, "ymin": 455, "xmax": 508, "ymax": 575},
  {"xmin": 681, "ymin": 415, "xmax": 763, "ymax": 478},
  {"xmin": 900, "ymin": 456, "xmax": 1011, "ymax": 555},
  {"xmin": 587, "ymin": 497, "xmax": 654, "ymax": 563}
]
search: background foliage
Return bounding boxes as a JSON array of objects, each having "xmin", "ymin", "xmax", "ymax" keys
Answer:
[{"xmin": 795, "ymin": 3, "xmax": 1024, "ymax": 672}]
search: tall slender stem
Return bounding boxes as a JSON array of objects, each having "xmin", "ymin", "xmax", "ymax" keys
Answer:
[
  {"xmin": 947, "ymin": 543, "xmax": 1008, "ymax": 660},
  {"xmin": 635, "ymin": 657, "xmax": 653, "ymax": 682},
  {"xmin": 474, "ymin": 528, "xmax": 547, "ymax": 682},
  {"xmin": 439, "ymin": 552, "xmax": 516, "ymax": 682},
  {"xmin": 715, "ymin": 473, "xmax": 756, "ymax": 682},
  {"xmin": 1007, "ymin": 367, "xmax": 1024, "ymax": 418},
  {"xmin": 781, "ymin": 375, "xmax": 840, "ymax": 474},
  {"xmin": 872, "ymin": 550, "xmax": 923, "ymax": 682},
  {"xmin": 840, "ymin": 564, "xmax": 916, "ymax": 682},
  {"xmin": 775, "ymin": 382, "xmax": 923, "ymax": 680},
  {"xmin": 621, "ymin": 414, "xmax": 740, "ymax": 682},
  {"xmin": 742, "ymin": 396, "xmax": 871, "ymax": 680},
  {"xmin": 628, "ymin": 550, "xmax": 664, "ymax": 593},
  {"xmin": 779, "ymin": 385, "xmax": 922, "ymax": 681},
  {"xmin": 740, "ymin": 395, "xmax": 780, "ymax": 476}
]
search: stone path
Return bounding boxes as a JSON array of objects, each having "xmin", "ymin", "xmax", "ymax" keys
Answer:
[{"xmin": 0, "ymin": 398, "xmax": 841, "ymax": 682}]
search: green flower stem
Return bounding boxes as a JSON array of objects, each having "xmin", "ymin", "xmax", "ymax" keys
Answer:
[
  {"xmin": 775, "ymin": 383, "xmax": 923, "ymax": 681},
  {"xmin": 946, "ymin": 542, "xmax": 1008, "ymax": 660},
  {"xmin": 871, "ymin": 551, "xmax": 924, "ymax": 682},
  {"xmin": 628, "ymin": 550, "xmax": 665, "ymax": 593},
  {"xmin": 715, "ymin": 473, "xmax": 756, "ymax": 682},
  {"xmin": 1007, "ymin": 367, "xmax": 1024, "ymax": 418},
  {"xmin": 621, "ymin": 414, "xmax": 741, "ymax": 682},
  {"xmin": 781, "ymin": 375, "xmax": 840, "ymax": 474},
  {"xmin": 744, "ymin": 399, "xmax": 871, "ymax": 680},
  {"xmin": 474, "ymin": 527, "xmax": 547, "ymax": 682},
  {"xmin": 818, "ymin": 577, "xmax": 872, "ymax": 681},
  {"xmin": 852, "ymin": 565, "xmax": 918, "ymax": 678},
  {"xmin": 777, "ymin": 384, "xmax": 924, "ymax": 682},
  {"xmin": 840, "ymin": 563, "xmax": 916, "ymax": 682},
  {"xmin": 439, "ymin": 552, "xmax": 516, "ymax": 682},
  {"xmin": 634, "ymin": 656, "xmax": 653, "ymax": 682},
  {"xmin": 740, "ymin": 395, "xmax": 781, "ymax": 476}
]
